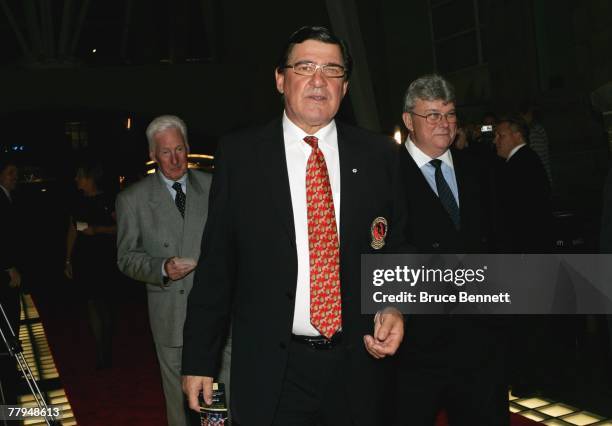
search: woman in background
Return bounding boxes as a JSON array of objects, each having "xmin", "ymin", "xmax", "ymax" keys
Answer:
[{"xmin": 64, "ymin": 161, "xmax": 117, "ymax": 369}]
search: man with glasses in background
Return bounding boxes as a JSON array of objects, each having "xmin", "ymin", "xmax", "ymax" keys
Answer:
[
  {"xmin": 182, "ymin": 26, "xmax": 406, "ymax": 426},
  {"xmin": 395, "ymin": 74, "xmax": 508, "ymax": 425}
]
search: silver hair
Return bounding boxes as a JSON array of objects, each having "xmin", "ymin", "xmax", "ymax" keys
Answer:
[
  {"xmin": 145, "ymin": 115, "xmax": 190, "ymax": 152},
  {"xmin": 403, "ymin": 74, "xmax": 456, "ymax": 112}
]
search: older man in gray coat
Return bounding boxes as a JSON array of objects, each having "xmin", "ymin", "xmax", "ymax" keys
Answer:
[{"xmin": 117, "ymin": 115, "xmax": 230, "ymax": 426}]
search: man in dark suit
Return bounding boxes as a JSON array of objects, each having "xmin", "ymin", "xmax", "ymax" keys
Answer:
[
  {"xmin": 182, "ymin": 26, "xmax": 405, "ymax": 426},
  {"xmin": 493, "ymin": 115, "xmax": 552, "ymax": 252},
  {"xmin": 494, "ymin": 115, "xmax": 553, "ymax": 397},
  {"xmin": 0, "ymin": 158, "xmax": 22, "ymax": 405},
  {"xmin": 395, "ymin": 74, "xmax": 508, "ymax": 426},
  {"xmin": 600, "ymin": 170, "xmax": 612, "ymax": 387}
]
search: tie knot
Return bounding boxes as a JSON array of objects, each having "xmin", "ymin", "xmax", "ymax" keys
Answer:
[
  {"xmin": 172, "ymin": 182, "xmax": 183, "ymax": 192},
  {"xmin": 429, "ymin": 158, "xmax": 443, "ymax": 169},
  {"xmin": 304, "ymin": 136, "xmax": 319, "ymax": 149}
]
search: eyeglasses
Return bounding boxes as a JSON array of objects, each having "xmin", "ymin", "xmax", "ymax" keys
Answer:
[
  {"xmin": 282, "ymin": 61, "xmax": 346, "ymax": 78},
  {"xmin": 410, "ymin": 111, "xmax": 458, "ymax": 124}
]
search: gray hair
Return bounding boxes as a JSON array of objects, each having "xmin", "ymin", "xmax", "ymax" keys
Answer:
[
  {"xmin": 146, "ymin": 115, "xmax": 189, "ymax": 152},
  {"xmin": 498, "ymin": 114, "xmax": 529, "ymax": 143},
  {"xmin": 403, "ymin": 74, "xmax": 456, "ymax": 112}
]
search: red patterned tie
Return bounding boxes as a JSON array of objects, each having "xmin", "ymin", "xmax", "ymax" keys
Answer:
[{"xmin": 304, "ymin": 136, "xmax": 341, "ymax": 339}]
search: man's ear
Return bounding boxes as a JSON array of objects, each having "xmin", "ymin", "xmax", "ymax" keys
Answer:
[
  {"xmin": 402, "ymin": 112, "xmax": 414, "ymax": 133},
  {"xmin": 275, "ymin": 68, "xmax": 285, "ymax": 94},
  {"xmin": 342, "ymin": 80, "xmax": 349, "ymax": 97}
]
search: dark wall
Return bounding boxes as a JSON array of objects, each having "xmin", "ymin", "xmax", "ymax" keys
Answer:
[{"xmin": 1, "ymin": 0, "xmax": 610, "ymax": 207}]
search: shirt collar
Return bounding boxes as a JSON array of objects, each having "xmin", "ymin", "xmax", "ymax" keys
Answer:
[
  {"xmin": 507, "ymin": 143, "xmax": 526, "ymax": 161},
  {"xmin": 282, "ymin": 111, "xmax": 337, "ymax": 152},
  {"xmin": 0, "ymin": 184, "xmax": 10, "ymax": 201},
  {"xmin": 158, "ymin": 170, "xmax": 188, "ymax": 187},
  {"xmin": 404, "ymin": 136, "xmax": 454, "ymax": 169}
]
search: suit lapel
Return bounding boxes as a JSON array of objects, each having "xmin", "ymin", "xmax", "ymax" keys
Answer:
[
  {"xmin": 401, "ymin": 147, "xmax": 441, "ymax": 204},
  {"xmin": 401, "ymin": 147, "xmax": 461, "ymax": 229},
  {"xmin": 182, "ymin": 170, "xmax": 207, "ymax": 255},
  {"xmin": 452, "ymin": 152, "xmax": 472, "ymax": 230},
  {"xmin": 337, "ymin": 123, "xmax": 363, "ymax": 252},
  {"xmin": 0, "ymin": 189, "xmax": 10, "ymax": 208},
  {"xmin": 256, "ymin": 119, "xmax": 296, "ymax": 245}
]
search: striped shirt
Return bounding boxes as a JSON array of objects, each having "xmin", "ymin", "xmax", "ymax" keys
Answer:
[{"xmin": 529, "ymin": 123, "xmax": 553, "ymax": 185}]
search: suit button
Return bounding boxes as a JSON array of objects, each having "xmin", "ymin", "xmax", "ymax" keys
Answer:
[
  {"xmin": 286, "ymin": 291, "xmax": 294, "ymax": 300},
  {"xmin": 279, "ymin": 342, "xmax": 287, "ymax": 350},
  {"xmin": 180, "ymin": 290, "xmax": 185, "ymax": 294},
  {"xmin": 432, "ymin": 242, "xmax": 440, "ymax": 249},
  {"xmin": 163, "ymin": 242, "xmax": 169, "ymax": 248}
]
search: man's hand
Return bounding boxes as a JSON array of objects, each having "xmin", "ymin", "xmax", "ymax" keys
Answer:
[
  {"xmin": 182, "ymin": 375, "xmax": 214, "ymax": 412},
  {"xmin": 363, "ymin": 307, "xmax": 404, "ymax": 359},
  {"xmin": 164, "ymin": 257, "xmax": 196, "ymax": 281},
  {"xmin": 8, "ymin": 267, "xmax": 21, "ymax": 288}
]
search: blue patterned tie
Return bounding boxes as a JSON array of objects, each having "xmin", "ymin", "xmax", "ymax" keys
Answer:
[
  {"xmin": 172, "ymin": 182, "xmax": 186, "ymax": 218},
  {"xmin": 430, "ymin": 159, "xmax": 460, "ymax": 229}
]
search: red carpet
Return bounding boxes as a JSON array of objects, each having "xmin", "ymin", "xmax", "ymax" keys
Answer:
[
  {"xmin": 435, "ymin": 410, "xmax": 541, "ymax": 425},
  {"xmin": 34, "ymin": 285, "xmax": 166, "ymax": 426},
  {"xmin": 34, "ymin": 285, "xmax": 539, "ymax": 426}
]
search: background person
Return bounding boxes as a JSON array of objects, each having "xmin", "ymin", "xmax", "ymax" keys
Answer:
[
  {"xmin": 396, "ymin": 74, "xmax": 507, "ymax": 426},
  {"xmin": 117, "ymin": 115, "xmax": 230, "ymax": 426},
  {"xmin": 0, "ymin": 157, "xmax": 22, "ymax": 406},
  {"xmin": 64, "ymin": 160, "xmax": 118, "ymax": 369}
]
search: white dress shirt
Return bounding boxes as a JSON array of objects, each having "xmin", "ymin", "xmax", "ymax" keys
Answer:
[
  {"xmin": 159, "ymin": 171, "xmax": 188, "ymax": 199},
  {"xmin": 283, "ymin": 111, "xmax": 341, "ymax": 336},
  {"xmin": 507, "ymin": 143, "xmax": 527, "ymax": 162},
  {"xmin": 0, "ymin": 184, "xmax": 11, "ymax": 202}
]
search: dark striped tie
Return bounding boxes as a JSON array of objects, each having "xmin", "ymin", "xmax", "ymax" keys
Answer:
[
  {"xmin": 172, "ymin": 181, "xmax": 186, "ymax": 218},
  {"xmin": 430, "ymin": 159, "xmax": 460, "ymax": 229}
]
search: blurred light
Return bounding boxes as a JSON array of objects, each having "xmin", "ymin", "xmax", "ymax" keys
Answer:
[
  {"xmin": 559, "ymin": 411, "xmax": 604, "ymax": 424},
  {"xmin": 41, "ymin": 188, "xmax": 47, "ymax": 192},
  {"xmin": 537, "ymin": 403, "xmax": 577, "ymax": 417},
  {"xmin": 519, "ymin": 410, "xmax": 547, "ymax": 422},
  {"xmin": 145, "ymin": 153, "xmax": 213, "ymax": 167},
  {"xmin": 126, "ymin": 117, "xmax": 131, "ymax": 130},
  {"xmin": 515, "ymin": 398, "xmax": 549, "ymax": 409},
  {"xmin": 393, "ymin": 127, "xmax": 402, "ymax": 144},
  {"xmin": 145, "ymin": 153, "xmax": 214, "ymax": 177},
  {"xmin": 92, "ymin": 48, "xmax": 97, "ymax": 53},
  {"xmin": 509, "ymin": 404, "xmax": 522, "ymax": 413}
]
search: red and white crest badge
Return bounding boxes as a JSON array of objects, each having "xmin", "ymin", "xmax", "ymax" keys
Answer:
[{"xmin": 370, "ymin": 216, "xmax": 388, "ymax": 250}]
